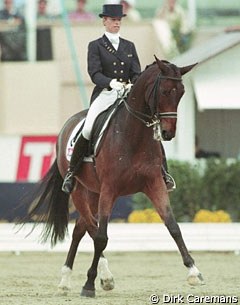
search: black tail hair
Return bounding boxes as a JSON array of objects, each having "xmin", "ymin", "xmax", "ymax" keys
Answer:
[{"xmin": 19, "ymin": 159, "xmax": 69, "ymax": 246}]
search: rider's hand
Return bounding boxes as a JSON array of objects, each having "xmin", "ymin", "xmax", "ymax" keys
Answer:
[{"xmin": 109, "ymin": 79, "xmax": 124, "ymax": 91}]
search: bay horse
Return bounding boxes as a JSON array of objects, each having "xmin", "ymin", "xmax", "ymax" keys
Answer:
[{"xmin": 23, "ymin": 56, "xmax": 204, "ymax": 298}]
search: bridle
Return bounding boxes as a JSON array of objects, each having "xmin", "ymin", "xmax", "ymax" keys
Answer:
[{"xmin": 123, "ymin": 73, "xmax": 182, "ymax": 128}]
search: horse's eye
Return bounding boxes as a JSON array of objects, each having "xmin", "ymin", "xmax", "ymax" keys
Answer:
[
  {"xmin": 160, "ymin": 89, "xmax": 169, "ymax": 96},
  {"xmin": 171, "ymin": 88, "xmax": 176, "ymax": 93}
]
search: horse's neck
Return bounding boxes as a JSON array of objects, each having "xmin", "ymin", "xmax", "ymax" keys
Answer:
[
  {"xmin": 127, "ymin": 84, "xmax": 146, "ymax": 113},
  {"xmin": 116, "ymin": 89, "xmax": 153, "ymax": 150},
  {"xmin": 112, "ymin": 107, "xmax": 160, "ymax": 163},
  {"xmin": 125, "ymin": 83, "xmax": 150, "ymax": 128}
]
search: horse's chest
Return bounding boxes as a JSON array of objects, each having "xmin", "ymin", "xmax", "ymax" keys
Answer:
[{"xmin": 114, "ymin": 152, "xmax": 161, "ymax": 177}]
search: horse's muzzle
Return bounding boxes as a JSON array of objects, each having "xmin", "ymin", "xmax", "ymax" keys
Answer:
[{"xmin": 161, "ymin": 130, "xmax": 175, "ymax": 141}]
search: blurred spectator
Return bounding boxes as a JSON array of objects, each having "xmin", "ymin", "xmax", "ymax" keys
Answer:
[
  {"xmin": 68, "ymin": 0, "xmax": 96, "ymax": 23},
  {"xmin": 154, "ymin": 0, "xmax": 194, "ymax": 57},
  {"xmin": 120, "ymin": 0, "xmax": 142, "ymax": 22},
  {"xmin": 36, "ymin": 0, "xmax": 59, "ymax": 61},
  {"xmin": 0, "ymin": 0, "xmax": 26, "ymax": 61},
  {"xmin": 37, "ymin": 0, "xmax": 61, "ymax": 22},
  {"xmin": 37, "ymin": 0, "xmax": 53, "ymax": 21}
]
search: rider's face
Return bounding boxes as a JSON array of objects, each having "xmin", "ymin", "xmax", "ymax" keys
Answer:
[{"xmin": 103, "ymin": 17, "xmax": 122, "ymax": 34}]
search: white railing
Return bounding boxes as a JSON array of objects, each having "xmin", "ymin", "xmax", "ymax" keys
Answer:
[{"xmin": 0, "ymin": 223, "xmax": 240, "ymax": 253}]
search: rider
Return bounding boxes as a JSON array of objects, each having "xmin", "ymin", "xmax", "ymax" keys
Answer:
[{"xmin": 62, "ymin": 4, "xmax": 175, "ymax": 194}]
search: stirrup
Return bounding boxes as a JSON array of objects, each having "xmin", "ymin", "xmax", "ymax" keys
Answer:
[
  {"xmin": 62, "ymin": 171, "xmax": 75, "ymax": 194},
  {"xmin": 164, "ymin": 172, "xmax": 176, "ymax": 192}
]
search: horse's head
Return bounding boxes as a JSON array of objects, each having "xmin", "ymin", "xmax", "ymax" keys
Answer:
[{"xmin": 145, "ymin": 55, "xmax": 197, "ymax": 141}]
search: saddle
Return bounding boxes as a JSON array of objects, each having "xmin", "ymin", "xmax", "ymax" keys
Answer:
[
  {"xmin": 66, "ymin": 96, "xmax": 125, "ymax": 162},
  {"xmin": 89, "ymin": 99, "xmax": 124, "ymax": 156}
]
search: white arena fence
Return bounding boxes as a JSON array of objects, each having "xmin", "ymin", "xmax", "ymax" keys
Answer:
[{"xmin": 1, "ymin": 223, "xmax": 240, "ymax": 253}]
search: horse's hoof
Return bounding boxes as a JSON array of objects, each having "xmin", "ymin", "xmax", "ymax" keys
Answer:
[
  {"xmin": 80, "ymin": 287, "xmax": 95, "ymax": 298},
  {"xmin": 100, "ymin": 278, "xmax": 115, "ymax": 291},
  {"xmin": 57, "ymin": 286, "xmax": 70, "ymax": 296},
  {"xmin": 57, "ymin": 284, "xmax": 71, "ymax": 296},
  {"xmin": 58, "ymin": 265, "xmax": 72, "ymax": 295},
  {"xmin": 187, "ymin": 273, "xmax": 205, "ymax": 286}
]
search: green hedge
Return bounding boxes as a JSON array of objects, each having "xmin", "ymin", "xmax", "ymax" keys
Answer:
[{"xmin": 131, "ymin": 159, "xmax": 240, "ymax": 222}]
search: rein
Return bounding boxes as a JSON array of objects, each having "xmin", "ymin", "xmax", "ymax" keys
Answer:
[{"xmin": 124, "ymin": 74, "xmax": 182, "ymax": 128}]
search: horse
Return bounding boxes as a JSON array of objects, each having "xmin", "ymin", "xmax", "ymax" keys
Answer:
[{"xmin": 22, "ymin": 56, "xmax": 204, "ymax": 298}]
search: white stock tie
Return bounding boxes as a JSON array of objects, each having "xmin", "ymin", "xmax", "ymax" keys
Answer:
[{"xmin": 110, "ymin": 37, "xmax": 119, "ymax": 50}]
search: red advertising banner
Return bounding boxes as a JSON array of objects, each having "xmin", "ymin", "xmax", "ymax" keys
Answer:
[{"xmin": 16, "ymin": 136, "xmax": 57, "ymax": 182}]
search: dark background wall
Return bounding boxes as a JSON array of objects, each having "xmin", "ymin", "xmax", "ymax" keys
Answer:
[{"xmin": 0, "ymin": 183, "xmax": 132, "ymax": 222}]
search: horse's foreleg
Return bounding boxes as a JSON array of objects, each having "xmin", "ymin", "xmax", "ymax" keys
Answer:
[
  {"xmin": 145, "ymin": 181, "xmax": 204, "ymax": 286},
  {"xmin": 164, "ymin": 209, "xmax": 204, "ymax": 285}
]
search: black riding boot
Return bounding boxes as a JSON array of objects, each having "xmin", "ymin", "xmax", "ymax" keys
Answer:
[
  {"xmin": 160, "ymin": 142, "xmax": 176, "ymax": 191},
  {"xmin": 62, "ymin": 134, "xmax": 89, "ymax": 194}
]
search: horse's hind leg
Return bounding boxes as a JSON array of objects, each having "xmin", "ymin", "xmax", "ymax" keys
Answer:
[
  {"xmin": 58, "ymin": 217, "xmax": 114, "ymax": 294},
  {"xmin": 58, "ymin": 217, "xmax": 87, "ymax": 294},
  {"xmin": 145, "ymin": 181, "xmax": 204, "ymax": 286},
  {"xmin": 59, "ymin": 183, "xmax": 114, "ymax": 296},
  {"xmin": 79, "ymin": 189, "xmax": 114, "ymax": 292},
  {"xmin": 98, "ymin": 253, "xmax": 114, "ymax": 291},
  {"xmin": 81, "ymin": 190, "xmax": 116, "ymax": 298}
]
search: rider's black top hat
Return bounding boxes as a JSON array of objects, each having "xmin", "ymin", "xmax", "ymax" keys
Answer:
[{"xmin": 99, "ymin": 4, "xmax": 126, "ymax": 18}]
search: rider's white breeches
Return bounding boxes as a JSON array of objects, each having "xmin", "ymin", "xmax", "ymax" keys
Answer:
[{"xmin": 82, "ymin": 89, "xmax": 119, "ymax": 140}]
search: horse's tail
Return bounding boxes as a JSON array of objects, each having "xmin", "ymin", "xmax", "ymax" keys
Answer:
[{"xmin": 20, "ymin": 159, "xmax": 69, "ymax": 246}]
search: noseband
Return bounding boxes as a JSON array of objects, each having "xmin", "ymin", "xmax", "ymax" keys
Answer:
[{"xmin": 124, "ymin": 73, "xmax": 182, "ymax": 127}]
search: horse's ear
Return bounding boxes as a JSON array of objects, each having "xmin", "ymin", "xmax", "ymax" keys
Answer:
[
  {"xmin": 154, "ymin": 54, "xmax": 158, "ymax": 62},
  {"xmin": 180, "ymin": 63, "xmax": 198, "ymax": 75},
  {"xmin": 154, "ymin": 55, "xmax": 169, "ymax": 74}
]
